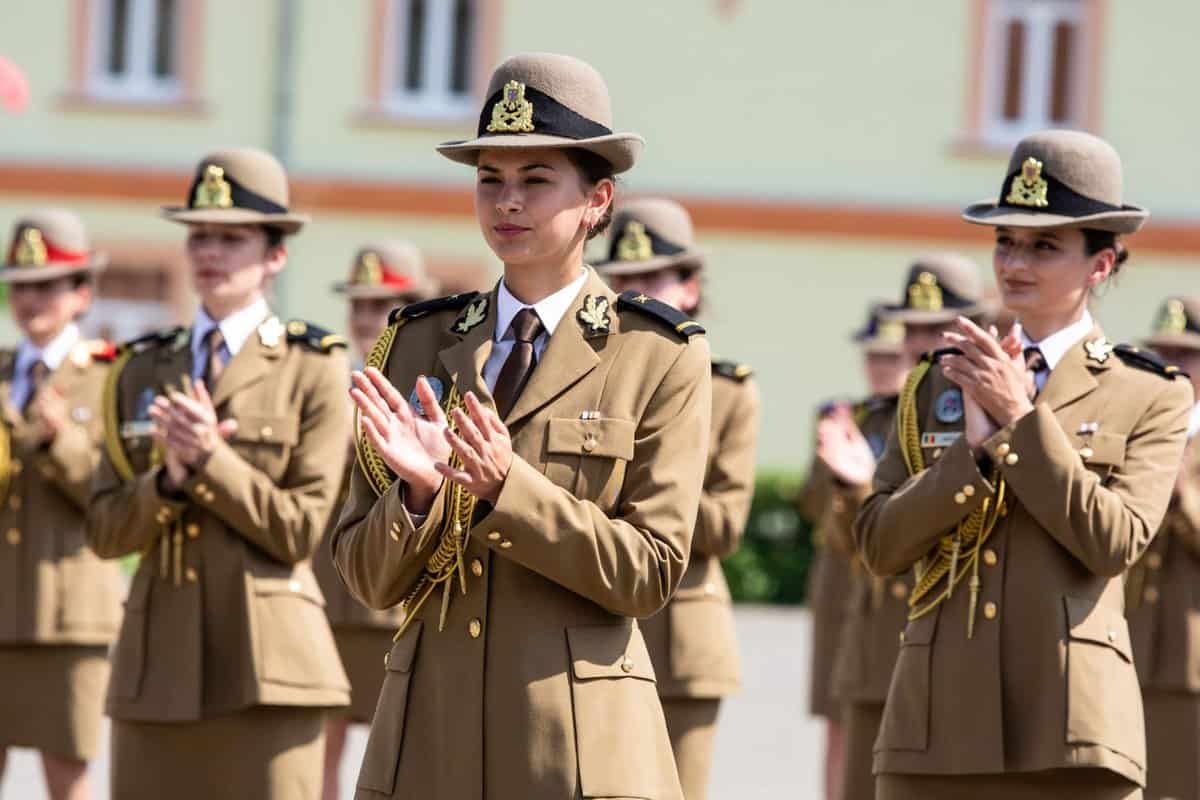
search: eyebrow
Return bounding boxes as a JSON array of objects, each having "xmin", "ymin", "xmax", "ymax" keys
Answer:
[{"xmin": 477, "ymin": 162, "xmax": 557, "ymax": 173}]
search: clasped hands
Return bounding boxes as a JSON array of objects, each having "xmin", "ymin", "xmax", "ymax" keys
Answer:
[
  {"xmin": 148, "ymin": 379, "xmax": 238, "ymax": 491},
  {"xmin": 940, "ymin": 316, "xmax": 1037, "ymax": 448},
  {"xmin": 351, "ymin": 367, "xmax": 512, "ymax": 514}
]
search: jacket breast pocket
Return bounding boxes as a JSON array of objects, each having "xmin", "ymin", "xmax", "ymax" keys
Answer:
[
  {"xmin": 231, "ymin": 414, "xmax": 298, "ymax": 480},
  {"xmin": 252, "ymin": 571, "xmax": 345, "ymax": 690},
  {"xmin": 1078, "ymin": 431, "xmax": 1126, "ymax": 484},
  {"xmin": 567, "ymin": 624, "xmax": 678, "ymax": 799},
  {"xmin": 544, "ymin": 418, "xmax": 635, "ymax": 510},
  {"xmin": 876, "ymin": 608, "xmax": 938, "ymax": 753},
  {"xmin": 111, "ymin": 569, "xmax": 152, "ymax": 700},
  {"xmin": 357, "ymin": 621, "xmax": 421, "ymax": 795},
  {"xmin": 1064, "ymin": 595, "xmax": 1143, "ymax": 766}
]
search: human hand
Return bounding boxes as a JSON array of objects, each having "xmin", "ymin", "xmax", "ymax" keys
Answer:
[
  {"xmin": 941, "ymin": 317, "xmax": 1034, "ymax": 429},
  {"xmin": 149, "ymin": 380, "xmax": 238, "ymax": 470},
  {"xmin": 436, "ymin": 391, "xmax": 513, "ymax": 505},
  {"xmin": 815, "ymin": 404, "xmax": 875, "ymax": 486}
]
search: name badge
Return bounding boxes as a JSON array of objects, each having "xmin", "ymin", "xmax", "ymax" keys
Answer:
[
  {"xmin": 920, "ymin": 432, "xmax": 961, "ymax": 448},
  {"xmin": 120, "ymin": 420, "xmax": 155, "ymax": 439}
]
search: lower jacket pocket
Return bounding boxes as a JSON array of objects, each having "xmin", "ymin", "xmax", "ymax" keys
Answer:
[
  {"xmin": 253, "ymin": 572, "xmax": 345, "ymax": 689},
  {"xmin": 667, "ymin": 592, "xmax": 739, "ymax": 686},
  {"xmin": 357, "ymin": 621, "xmax": 422, "ymax": 795},
  {"xmin": 58, "ymin": 557, "xmax": 122, "ymax": 635},
  {"xmin": 876, "ymin": 608, "xmax": 938, "ymax": 753}
]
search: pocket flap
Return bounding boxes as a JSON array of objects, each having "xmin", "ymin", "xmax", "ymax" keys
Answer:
[
  {"xmin": 900, "ymin": 610, "xmax": 938, "ymax": 647},
  {"xmin": 253, "ymin": 572, "xmax": 325, "ymax": 606},
  {"xmin": 568, "ymin": 624, "xmax": 656, "ymax": 682},
  {"xmin": 1078, "ymin": 432, "xmax": 1126, "ymax": 468},
  {"xmin": 385, "ymin": 620, "xmax": 422, "ymax": 674},
  {"xmin": 1065, "ymin": 595, "xmax": 1132, "ymax": 662},
  {"xmin": 547, "ymin": 418, "xmax": 635, "ymax": 461},
  {"xmin": 233, "ymin": 415, "xmax": 299, "ymax": 446}
]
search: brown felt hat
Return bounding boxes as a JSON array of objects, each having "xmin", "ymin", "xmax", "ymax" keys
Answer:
[
  {"xmin": 852, "ymin": 302, "xmax": 905, "ymax": 355},
  {"xmin": 879, "ymin": 253, "xmax": 990, "ymax": 325},
  {"xmin": 332, "ymin": 240, "xmax": 436, "ymax": 300},
  {"xmin": 962, "ymin": 130, "xmax": 1147, "ymax": 234},
  {"xmin": 0, "ymin": 208, "xmax": 106, "ymax": 284},
  {"xmin": 162, "ymin": 148, "xmax": 310, "ymax": 234},
  {"xmin": 1144, "ymin": 296, "xmax": 1200, "ymax": 352},
  {"xmin": 594, "ymin": 198, "xmax": 705, "ymax": 276},
  {"xmin": 437, "ymin": 53, "xmax": 644, "ymax": 174}
]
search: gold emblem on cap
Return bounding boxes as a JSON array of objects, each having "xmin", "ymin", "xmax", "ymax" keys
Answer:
[
  {"xmin": 193, "ymin": 164, "xmax": 233, "ymax": 210},
  {"xmin": 877, "ymin": 318, "xmax": 905, "ymax": 343},
  {"xmin": 354, "ymin": 252, "xmax": 384, "ymax": 286},
  {"xmin": 1005, "ymin": 157, "xmax": 1049, "ymax": 208},
  {"xmin": 1157, "ymin": 298, "xmax": 1188, "ymax": 335},
  {"xmin": 13, "ymin": 228, "xmax": 47, "ymax": 267},
  {"xmin": 486, "ymin": 80, "xmax": 535, "ymax": 134},
  {"xmin": 908, "ymin": 272, "xmax": 944, "ymax": 312},
  {"xmin": 616, "ymin": 221, "xmax": 653, "ymax": 262}
]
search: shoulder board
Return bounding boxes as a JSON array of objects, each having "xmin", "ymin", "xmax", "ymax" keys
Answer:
[
  {"xmin": 712, "ymin": 359, "xmax": 753, "ymax": 382},
  {"xmin": 120, "ymin": 326, "xmax": 186, "ymax": 354},
  {"xmin": 616, "ymin": 291, "xmax": 705, "ymax": 339},
  {"xmin": 922, "ymin": 347, "xmax": 962, "ymax": 364},
  {"xmin": 1114, "ymin": 344, "xmax": 1189, "ymax": 380},
  {"xmin": 286, "ymin": 320, "xmax": 348, "ymax": 353},
  {"xmin": 391, "ymin": 291, "xmax": 481, "ymax": 325}
]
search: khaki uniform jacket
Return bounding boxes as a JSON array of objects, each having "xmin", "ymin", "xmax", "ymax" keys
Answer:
[
  {"xmin": 86, "ymin": 319, "xmax": 352, "ymax": 722},
  {"xmin": 855, "ymin": 330, "xmax": 1192, "ymax": 786},
  {"xmin": 1128, "ymin": 437, "xmax": 1200, "ymax": 691},
  {"xmin": 0, "ymin": 346, "xmax": 122, "ymax": 645},
  {"xmin": 804, "ymin": 454, "xmax": 854, "ymax": 718},
  {"xmin": 823, "ymin": 395, "xmax": 911, "ymax": 705},
  {"xmin": 334, "ymin": 271, "xmax": 712, "ymax": 800},
  {"xmin": 641, "ymin": 363, "xmax": 759, "ymax": 699}
]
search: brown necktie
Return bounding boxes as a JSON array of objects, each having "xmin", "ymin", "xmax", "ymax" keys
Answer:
[
  {"xmin": 23, "ymin": 360, "xmax": 48, "ymax": 413},
  {"xmin": 493, "ymin": 308, "xmax": 544, "ymax": 419},
  {"xmin": 202, "ymin": 328, "xmax": 226, "ymax": 390}
]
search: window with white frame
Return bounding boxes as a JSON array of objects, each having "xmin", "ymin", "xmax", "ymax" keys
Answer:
[
  {"xmin": 382, "ymin": 0, "xmax": 476, "ymax": 119},
  {"xmin": 89, "ymin": 0, "xmax": 181, "ymax": 102},
  {"xmin": 979, "ymin": 0, "xmax": 1089, "ymax": 146}
]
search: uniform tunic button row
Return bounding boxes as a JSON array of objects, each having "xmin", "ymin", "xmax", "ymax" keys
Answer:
[
  {"xmin": 260, "ymin": 426, "xmax": 273, "ymax": 438},
  {"xmin": 582, "ymin": 437, "xmax": 597, "ymax": 453},
  {"xmin": 500, "ymin": 540, "xmax": 513, "ymax": 549},
  {"xmin": 996, "ymin": 443, "xmax": 1011, "ymax": 457},
  {"xmin": 10, "ymin": 460, "xmax": 21, "ymax": 474},
  {"xmin": 8, "ymin": 495, "xmax": 20, "ymax": 510},
  {"xmin": 487, "ymin": 531, "xmax": 502, "ymax": 542},
  {"xmin": 1145, "ymin": 552, "xmax": 1163, "ymax": 570},
  {"xmin": 5, "ymin": 528, "xmax": 19, "ymax": 545},
  {"xmin": 982, "ymin": 549, "xmax": 998, "ymax": 567},
  {"xmin": 930, "ymin": 448, "xmax": 943, "ymax": 460},
  {"xmin": 620, "ymin": 656, "xmax": 634, "ymax": 673},
  {"xmin": 288, "ymin": 580, "xmax": 302, "ymax": 593},
  {"xmin": 962, "ymin": 485, "xmax": 976, "ymax": 498},
  {"xmin": 185, "ymin": 567, "xmax": 198, "ymax": 583},
  {"xmin": 186, "ymin": 523, "xmax": 200, "ymax": 539},
  {"xmin": 1106, "ymin": 629, "xmax": 1117, "ymax": 643},
  {"xmin": 1144, "ymin": 587, "xmax": 1160, "ymax": 604},
  {"xmin": 1004, "ymin": 453, "xmax": 1019, "ymax": 466},
  {"xmin": 954, "ymin": 492, "xmax": 966, "ymax": 505},
  {"xmin": 471, "ymin": 559, "xmax": 484, "ymax": 577},
  {"xmin": 1079, "ymin": 446, "xmax": 1095, "ymax": 460},
  {"xmin": 468, "ymin": 619, "xmax": 482, "ymax": 639},
  {"xmin": 983, "ymin": 601, "xmax": 998, "ymax": 620},
  {"xmin": 891, "ymin": 582, "xmax": 908, "ymax": 599}
]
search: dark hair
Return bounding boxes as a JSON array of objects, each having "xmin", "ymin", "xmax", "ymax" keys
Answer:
[
  {"xmin": 263, "ymin": 227, "xmax": 286, "ymax": 250},
  {"xmin": 1081, "ymin": 229, "xmax": 1130, "ymax": 275},
  {"xmin": 564, "ymin": 149, "xmax": 615, "ymax": 240}
]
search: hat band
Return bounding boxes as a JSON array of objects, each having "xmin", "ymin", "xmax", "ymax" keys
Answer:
[
  {"xmin": 6, "ymin": 236, "xmax": 90, "ymax": 268},
  {"xmin": 185, "ymin": 170, "xmax": 289, "ymax": 215},
  {"xmin": 476, "ymin": 84, "xmax": 612, "ymax": 141},
  {"xmin": 900, "ymin": 284, "xmax": 976, "ymax": 313},
  {"xmin": 997, "ymin": 169, "xmax": 1125, "ymax": 218},
  {"xmin": 608, "ymin": 222, "xmax": 686, "ymax": 263}
]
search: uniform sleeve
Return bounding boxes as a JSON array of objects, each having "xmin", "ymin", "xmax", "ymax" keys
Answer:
[
  {"xmin": 979, "ymin": 380, "xmax": 1193, "ymax": 577},
  {"xmin": 796, "ymin": 454, "xmax": 833, "ymax": 524},
  {"xmin": 35, "ymin": 419, "xmax": 103, "ymax": 509},
  {"xmin": 820, "ymin": 480, "xmax": 874, "ymax": 556},
  {"xmin": 691, "ymin": 378, "xmax": 760, "ymax": 559},
  {"xmin": 180, "ymin": 350, "xmax": 352, "ymax": 565},
  {"xmin": 473, "ymin": 337, "xmax": 712, "ymax": 618}
]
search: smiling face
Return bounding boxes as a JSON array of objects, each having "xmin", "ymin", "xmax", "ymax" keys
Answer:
[
  {"xmin": 185, "ymin": 223, "xmax": 286, "ymax": 319},
  {"xmin": 10, "ymin": 276, "xmax": 92, "ymax": 347},
  {"xmin": 474, "ymin": 148, "xmax": 613, "ymax": 271}
]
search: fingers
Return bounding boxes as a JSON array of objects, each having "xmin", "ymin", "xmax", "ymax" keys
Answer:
[
  {"xmin": 941, "ymin": 331, "xmax": 988, "ymax": 367},
  {"xmin": 368, "ymin": 367, "xmax": 409, "ymax": 416},
  {"xmin": 444, "ymin": 425, "xmax": 484, "ymax": 475},
  {"xmin": 414, "ymin": 377, "xmax": 446, "ymax": 425},
  {"xmin": 166, "ymin": 390, "xmax": 212, "ymax": 424},
  {"xmin": 217, "ymin": 419, "xmax": 239, "ymax": 440},
  {"xmin": 193, "ymin": 379, "xmax": 216, "ymax": 411},
  {"xmin": 433, "ymin": 460, "xmax": 473, "ymax": 486},
  {"xmin": 463, "ymin": 392, "xmax": 506, "ymax": 441},
  {"xmin": 351, "ymin": 387, "xmax": 394, "ymax": 435},
  {"xmin": 955, "ymin": 316, "xmax": 1006, "ymax": 359},
  {"xmin": 452, "ymin": 407, "xmax": 489, "ymax": 455}
]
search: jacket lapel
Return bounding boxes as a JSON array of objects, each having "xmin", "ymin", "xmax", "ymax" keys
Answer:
[
  {"xmin": 437, "ymin": 288, "xmax": 497, "ymax": 409},
  {"xmin": 1038, "ymin": 326, "xmax": 1111, "ymax": 412},
  {"xmin": 212, "ymin": 324, "xmax": 282, "ymax": 409}
]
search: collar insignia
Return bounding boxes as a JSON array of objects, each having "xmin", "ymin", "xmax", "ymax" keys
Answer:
[
  {"xmin": 1005, "ymin": 157, "xmax": 1050, "ymax": 208},
  {"xmin": 577, "ymin": 295, "xmax": 612, "ymax": 335},
  {"xmin": 14, "ymin": 228, "xmax": 47, "ymax": 267},
  {"xmin": 193, "ymin": 164, "xmax": 234, "ymax": 210},
  {"xmin": 486, "ymin": 80, "xmax": 535, "ymax": 134},
  {"xmin": 258, "ymin": 316, "xmax": 285, "ymax": 348},
  {"xmin": 1156, "ymin": 298, "xmax": 1188, "ymax": 335},
  {"xmin": 908, "ymin": 271, "xmax": 943, "ymax": 311},
  {"xmin": 453, "ymin": 296, "xmax": 489, "ymax": 335},
  {"xmin": 1084, "ymin": 337, "xmax": 1113, "ymax": 364},
  {"xmin": 616, "ymin": 221, "xmax": 654, "ymax": 262},
  {"xmin": 354, "ymin": 252, "xmax": 383, "ymax": 286}
]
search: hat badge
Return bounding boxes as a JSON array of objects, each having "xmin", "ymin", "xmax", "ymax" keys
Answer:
[
  {"xmin": 193, "ymin": 164, "xmax": 234, "ymax": 210},
  {"xmin": 486, "ymin": 80, "xmax": 535, "ymax": 134},
  {"xmin": 13, "ymin": 227, "xmax": 47, "ymax": 267},
  {"xmin": 1157, "ymin": 298, "xmax": 1188, "ymax": 335},
  {"xmin": 616, "ymin": 221, "xmax": 653, "ymax": 261},
  {"xmin": 354, "ymin": 252, "xmax": 384, "ymax": 286},
  {"xmin": 908, "ymin": 271, "xmax": 944, "ymax": 312},
  {"xmin": 1005, "ymin": 157, "xmax": 1050, "ymax": 208},
  {"xmin": 877, "ymin": 318, "xmax": 905, "ymax": 344}
]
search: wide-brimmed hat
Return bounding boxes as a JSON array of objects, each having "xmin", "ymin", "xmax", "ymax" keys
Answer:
[
  {"xmin": 161, "ymin": 148, "xmax": 310, "ymax": 234},
  {"xmin": 437, "ymin": 53, "xmax": 644, "ymax": 174},
  {"xmin": 332, "ymin": 241, "xmax": 436, "ymax": 299},
  {"xmin": 594, "ymin": 198, "xmax": 705, "ymax": 276},
  {"xmin": 962, "ymin": 130, "xmax": 1147, "ymax": 234},
  {"xmin": 1144, "ymin": 297, "xmax": 1200, "ymax": 352},
  {"xmin": 852, "ymin": 302, "xmax": 905, "ymax": 355},
  {"xmin": 879, "ymin": 253, "xmax": 989, "ymax": 325},
  {"xmin": 0, "ymin": 208, "xmax": 106, "ymax": 284}
]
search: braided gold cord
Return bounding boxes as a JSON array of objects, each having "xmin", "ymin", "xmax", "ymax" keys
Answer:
[
  {"xmin": 102, "ymin": 347, "xmax": 137, "ymax": 483},
  {"xmin": 355, "ymin": 321, "xmax": 403, "ymax": 497}
]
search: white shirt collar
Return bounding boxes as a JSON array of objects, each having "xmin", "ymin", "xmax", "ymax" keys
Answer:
[
  {"xmin": 15, "ymin": 323, "xmax": 81, "ymax": 374},
  {"xmin": 493, "ymin": 267, "xmax": 589, "ymax": 343},
  {"xmin": 1019, "ymin": 310, "xmax": 1095, "ymax": 372},
  {"xmin": 1188, "ymin": 402, "xmax": 1200, "ymax": 439},
  {"xmin": 192, "ymin": 298, "xmax": 270, "ymax": 359}
]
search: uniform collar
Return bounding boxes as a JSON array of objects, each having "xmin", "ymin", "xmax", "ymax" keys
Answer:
[
  {"xmin": 493, "ymin": 267, "xmax": 589, "ymax": 342},
  {"xmin": 192, "ymin": 297, "xmax": 270, "ymax": 360},
  {"xmin": 1020, "ymin": 309, "xmax": 1094, "ymax": 372},
  {"xmin": 1188, "ymin": 402, "xmax": 1200, "ymax": 439},
  {"xmin": 16, "ymin": 323, "xmax": 80, "ymax": 375}
]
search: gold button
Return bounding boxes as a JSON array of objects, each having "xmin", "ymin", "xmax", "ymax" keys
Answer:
[
  {"xmin": 288, "ymin": 580, "xmax": 302, "ymax": 593},
  {"xmin": 383, "ymin": 651, "xmax": 390, "ymax": 667},
  {"xmin": 954, "ymin": 492, "xmax": 966, "ymax": 505},
  {"xmin": 931, "ymin": 448, "xmax": 943, "ymax": 460},
  {"xmin": 468, "ymin": 619, "xmax": 482, "ymax": 639},
  {"xmin": 1107, "ymin": 629, "xmax": 1117, "ymax": 643},
  {"xmin": 982, "ymin": 549, "xmax": 998, "ymax": 567},
  {"xmin": 1004, "ymin": 453, "xmax": 1019, "ymax": 466},
  {"xmin": 621, "ymin": 656, "xmax": 634, "ymax": 674},
  {"xmin": 5, "ymin": 528, "xmax": 19, "ymax": 545},
  {"xmin": 471, "ymin": 559, "xmax": 484, "ymax": 577},
  {"xmin": 195, "ymin": 483, "xmax": 209, "ymax": 495},
  {"xmin": 1145, "ymin": 586, "xmax": 1160, "ymax": 604},
  {"xmin": 500, "ymin": 540, "xmax": 513, "ymax": 549},
  {"xmin": 1146, "ymin": 552, "xmax": 1163, "ymax": 570},
  {"xmin": 582, "ymin": 437, "xmax": 597, "ymax": 453},
  {"xmin": 1080, "ymin": 446, "xmax": 1094, "ymax": 460},
  {"xmin": 996, "ymin": 443, "xmax": 1011, "ymax": 457},
  {"xmin": 260, "ymin": 426, "xmax": 273, "ymax": 438},
  {"xmin": 204, "ymin": 490, "xmax": 216, "ymax": 502},
  {"xmin": 10, "ymin": 459, "xmax": 21, "ymax": 474},
  {"xmin": 8, "ymin": 495, "xmax": 21, "ymax": 510},
  {"xmin": 899, "ymin": 631, "xmax": 906, "ymax": 643},
  {"xmin": 185, "ymin": 567, "xmax": 198, "ymax": 583},
  {"xmin": 487, "ymin": 531, "xmax": 502, "ymax": 542},
  {"xmin": 704, "ymin": 582, "xmax": 717, "ymax": 596},
  {"xmin": 962, "ymin": 485, "xmax": 975, "ymax": 498},
  {"xmin": 186, "ymin": 523, "xmax": 200, "ymax": 539},
  {"xmin": 983, "ymin": 601, "xmax": 997, "ymax": 620},
  {"xmin": 891, "ymin": 581, "xmax": 908, "ymax": 599}
]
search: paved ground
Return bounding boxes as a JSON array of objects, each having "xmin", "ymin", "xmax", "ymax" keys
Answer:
[{"xmin": 1, "ymin": 606, "xmax": 823, "ymax": 799}]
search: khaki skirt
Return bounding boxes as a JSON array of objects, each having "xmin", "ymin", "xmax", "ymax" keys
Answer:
[
  {"xmin": 333, "ymin": 626, "xmax": 393, "ymax": 724},
  {"xmin": 112, "ymin": 706, "xmax": 325, "ymax": 800},
  {"xmin": 877, "ymin": 768, "xmax": 1142, "ymax": 799},
  {"xmin": 0, "ymin": 644, "xmax": 109, "ymax": 760},
  {"xmin": 1143, "ymin": 688, "xmax": 1200, "ymax": 800}
]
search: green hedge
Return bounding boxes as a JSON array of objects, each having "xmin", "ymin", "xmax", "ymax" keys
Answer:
[{"xmin": 721, "ymin": 470, "xmax": 815, "ymax": 605}]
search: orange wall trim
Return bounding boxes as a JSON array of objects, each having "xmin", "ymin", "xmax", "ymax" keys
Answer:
[{"xmin": 2, "ymin": 161, "xmax": 1198, "ymax": 254}]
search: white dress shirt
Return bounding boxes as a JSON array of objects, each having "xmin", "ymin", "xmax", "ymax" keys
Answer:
[
  {"xmin": 1187, "ymin": 402, "xmax": 1200, "ymax": 439},
  {"xmin": 1019, "ymin": 310, "xmax": 1095, "ymax": 392},
  {"xmin": 481, "ymin": 267, "xmax": 589, "ymax": 393},
  {"xmin": 11, "ymin": 323, "xmax": 80, "ymax": 409},
  {"xmin": 190, "ymin": 298, "xmax": 270, "ymax": 385}
]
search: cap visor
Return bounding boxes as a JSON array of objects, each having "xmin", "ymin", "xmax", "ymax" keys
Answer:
[
  {"xmin": 437, "ymin": 132, "xmax": 644, "ymax": 174},
  {"xmin": 961, "ymin": 201, "xmax": 1148, "ymax": 235},
  {"xmin": 593, "ymin": 249, "xmax": 706, "ymax": 277},
  {"xmin": 161, "ymin": 207, "xmax": 309, "ymax": 234},
  {"xmin": 1143, "ymin": 333, "xmax": 1200, "ymax": 352},
  {"xmin": 0, "ymin": 255, "xmax": 107, "ymax": 284}
]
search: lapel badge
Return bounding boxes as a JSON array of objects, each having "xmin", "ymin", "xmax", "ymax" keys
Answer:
[
  {"xmin": 1005, "ymin": 157, "xmax": 1050, "ymax": 208},
  {"xmin": 1157, "ymin": 299, "xmax": 1188, "ymax": 335},
  {"xmin": 577, "ymin": 295, "xmax": 612, "ymax": 335},
  {"xmin": 580, "ymin": 410, "xmax": 602, "ymax": 421},
  {"xmin": 908, "ymin": 272, "xmax": 943, "ymax": 311},
  {"xmin": 1084, "ymin": 337, "xmax": 1113, "ymax": 364},
  {"xmin": 486, "ymin": 80, "xmax": 535, "ymax": 133},
  {"xmin": 14, "ymin": 227, "xmax": 47, "ymax": 267},
  {"xmin": 258, "ymin": 316, "xmax": 285, "ymax": 348},
  {"xmin": 1077, "ymin": 422, "xmax": 1100, "ymax": 435},
  {"xmin": 934, "ymin": 388, "xmax": 964, "ymax": 423},
  {"xmin": 920, "ymin": 431, "xmax": 962, "ymax": 448},
  {"xmin": 409, "ymin": 376, "xmax": 445, "ymax": 418},
  {"xmin": 616, "ymin": 221, "xmax": 654, "ymax": 262},
  {"xmin": 193, "ymin": 164, "xmax": 233, "ymax": 209},
  {"xmin": 453, "ymin": 296, "xmax": 489, "ymax": 335}
]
